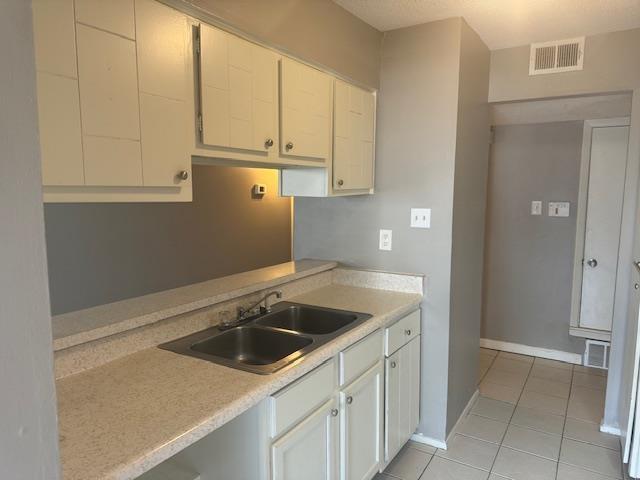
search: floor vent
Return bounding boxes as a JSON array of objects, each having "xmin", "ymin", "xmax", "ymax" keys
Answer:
[
  {"xmin": 529, "ymin": 37, "xmax": 585, "ymax": 75},
  {"xmin": 584, "ymin": 339, "xmax": 610, "ymax": 370}
]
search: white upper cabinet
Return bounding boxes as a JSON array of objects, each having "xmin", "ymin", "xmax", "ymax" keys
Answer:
[
  {"xmin": 34, "ymin": 0, "xmax": 192, "ymax": 201},
  {"xmin": 333, "ymin": 80, "xmax": 375, "ymax": 191},
  {"xmin": 280, "ymin": 57, "xmax": 332, "ymax": 162},
  {"xmin": 32, "ymin": 0, "xmax": 77, "ymax": 78},
  {"xmin": 76, "ymin": 23, "xmax": 142, "ymax": 186},
  {"xmin": 32, "ymin": 0, "xmax": 84, "ymax": 186},
  {"xmin": 136, "ymin": 0, "xmax": 190, "ymax": 187},
  {"xmin": 199, "ymin": 24, "xmax": 279, "ymax": 156},
  {"xmin": 75, "ymin": 0, "xmax": 136, "ymax": 39}
]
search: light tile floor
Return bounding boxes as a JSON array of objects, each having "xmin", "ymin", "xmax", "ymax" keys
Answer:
[{"xmin": 376, "ymin": 348, "xmax": 622, "ymax": 480}]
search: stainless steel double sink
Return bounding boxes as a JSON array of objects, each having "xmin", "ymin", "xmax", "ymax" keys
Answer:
[{"xmin": 159, "ymin": 302, "xmax": 372, "ymax": 374}]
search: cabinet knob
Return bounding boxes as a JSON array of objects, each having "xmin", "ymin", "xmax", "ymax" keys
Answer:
[
  {"xmin": 346, "ymin": 396, "xmax": 353, "ymax": 405},
  {"xmin": 285, "ymin": 141, "xmax": 294, "ymax": 151},
  {"xmin": 264, "ymin": 138, "xmax": 274, "ymax": 148},
  {"xmin": 331, "ymin": 408, "xmax": 339, "ymax": 417},
  {"xmin": 586, "ymin": 258, "xmax": 598, "ymax": 268},
  {"xmin": 337, "ymin": 179, "xmax": 344, "ymax": 186},
  {"xmin": 390, "ymin": 361, "xmax": 397, "ymax": 368},
  {"xmin": 177, "ymin": 170, "xmax": 189, "ymax": 181},
  {"xmin": 405, "ymin": 329, "xmax": 412, "ymax": 336}
]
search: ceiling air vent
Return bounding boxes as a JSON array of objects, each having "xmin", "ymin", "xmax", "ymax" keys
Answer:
[{"xmin": 529, "ymin": 37, "xmax": 585, "ymax": 75}]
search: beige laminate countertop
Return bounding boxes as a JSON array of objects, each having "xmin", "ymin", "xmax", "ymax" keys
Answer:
[
  {"xmin": 56, "ymin": 284, "xmax": 422, "ymax": 480},
  {"xmin": 52, "ymin": 260, "xmax": 336, "ymax": 351}
]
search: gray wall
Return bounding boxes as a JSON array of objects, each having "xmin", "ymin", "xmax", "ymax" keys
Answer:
[
  {"xmin": 0, "ymin": 1, "xmax": 60, "ymax": 477},
  {"xmin": 295, "ymin": 18, "xmax": 490, "ymax": 443},
  {"xmin": 482, "ymin": 122, "xmax": 586, "ymax": 354},
  {"xmin": 447, "ymin": 21, "xmax": 491, "ymax": 433},
  {"xmin": 489, "ymin": 27, "xmax": 640, "ymax": 102},
  {"xmin": 45, "ymin": 165, "xmax": 292, "ymax": 315},
  {"xmin": 186, "ymin": 0, "xmax": 383, "ymax": 89}
]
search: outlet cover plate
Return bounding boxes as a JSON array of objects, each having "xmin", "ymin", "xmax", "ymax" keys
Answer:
[
  {"xmin": 411, "ymin": 208, "xmax": 431, "ymax": 228},
  {"xmin": 379, "ymin": 229, "xmax": 392, "ymax": 251}
]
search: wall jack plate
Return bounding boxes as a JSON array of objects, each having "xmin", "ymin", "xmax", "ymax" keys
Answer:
[{"xmin": 410, "ymin": 208, "xmax": 431, "ymax": 228}]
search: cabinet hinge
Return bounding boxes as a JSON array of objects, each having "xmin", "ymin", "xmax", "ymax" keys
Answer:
[
  {"xmin": 197, "ymin": 114, "xmax": 203, "ymax": 133},
  {"xmin": 195, "ymin": 30, "xmax": 201, "ymax": 55}
]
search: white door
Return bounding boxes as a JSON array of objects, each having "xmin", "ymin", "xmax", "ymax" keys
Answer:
[
  {"xmin": 272, "ymin": 399, "xmax": 339, "ymax": 480},
  {"xmin": 579, "ymin": 126, "xmax": 630, "ymax": 331},
  {"xmin": 384, "ymin": 337, "xmax": 421, "ymax": 464},
  {"xmin": 340, "ymin": 363, "xmax": 382, "ymax": 480}
]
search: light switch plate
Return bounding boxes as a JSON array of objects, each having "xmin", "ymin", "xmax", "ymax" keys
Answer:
[
  {"xmin": 548, "ymin": 202, "xmax": 570, "ymax": 217},
  {"xmin": 411, "ymin": 208, "xmax": 431, "ymax": 228},
  {"xmin": 531, "ymin": 201, "xmax": 542, "ymax": 216},
  {"xmin": 379, "ymin": 229, "xmax": 392, "ymax": 251}
]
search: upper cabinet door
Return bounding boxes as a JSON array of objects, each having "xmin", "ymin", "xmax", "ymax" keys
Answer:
[
  {"xmin": 280, "ymin": 58, "xmax": 332, "ymax": 161},
  {"xmin": 135, "ymin": 0, "xmax": 186, "ymax": 101},
  {"xmin": 135, "ymin": 0, "xmax": 190, "ymax": 187},
  {"xmin": 32, "ymin": 0, "xmax": 77, "ymax": 78},
  {"xmin": 75, "ymin": 0, "xmax": 136, "ymax": 40},
  {"xmin": 32, "ymin": 0, "xmax": 84, "ymax": 186},
  {"xmin": 199, "ymin": 24, "xmax": 279, "ymax": 154},
  {"xmin": 333, "ymin": 80, "xmax": 375, "ymax": 191},
  {"xmin": 76, "ymin": 24, "xmax": 142, "ymax": 186}
]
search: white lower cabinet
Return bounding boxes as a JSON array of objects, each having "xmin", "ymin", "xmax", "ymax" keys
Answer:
[
  {"xmin": 272, "ymin": 398, "xmax": 339, "ymax": 480},
  {"xmin": 384, "ymin": 336, "xmax": 420, "ymax": 463},
  {"xmin": 340, "ymin": 362, "xmax": 383, "ymax": 480}
]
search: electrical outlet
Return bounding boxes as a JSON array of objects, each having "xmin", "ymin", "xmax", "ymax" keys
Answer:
[
  {"xmin": 410, "ymin": 208, "xmax": 431, "ymax": 228},
  {"xmin": 379, "ymin": 229, "xmax": 392, "ymax": 251},
  {"xmin": 531, "ymin": 201, "xmax": 542, "ymax": 216}
]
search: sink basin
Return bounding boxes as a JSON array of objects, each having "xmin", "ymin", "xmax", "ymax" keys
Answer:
[
  {"xmin": 255, "ymin": 305, "xmax": 358, "ymax": 334},
  {"xmin": 191, "ymin": 326, "xmax": 312, "ymax": 366},
  {"xmin": 159, "ymin": 302, "xmax": 371, "ymax": 374}
]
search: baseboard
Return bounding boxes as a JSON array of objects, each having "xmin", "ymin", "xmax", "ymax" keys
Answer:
[
  {"xmin": 446, "ymin": 389, "xmax": 479, "ymax": 447},
  {"xmin": 411, "ymin": 389, "xmax": 479, "ymax": 452},
  {"xmin": 411, "ymin": 433, "xmax": 447, "ymax": 450},
  {"xmin": 600, "ymin": 423, "xmax": 621, "ymax": 436},
  {"xmin": 480, "ymin": 338, "xmax": 582, "ymax": 365}
]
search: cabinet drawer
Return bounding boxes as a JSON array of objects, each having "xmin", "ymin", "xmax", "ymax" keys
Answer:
[
  {"xmin": 269, "ymin": 359, "xmax": 335, "ymax": 438},
  {"xmin": 385, "ymin": 310, "xmax": 420, "ymax": 356},
  {"xmin": 339, "ymin": 330, "xmax": 383, "ymax": 387}
]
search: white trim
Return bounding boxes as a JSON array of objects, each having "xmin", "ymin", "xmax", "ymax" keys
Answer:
[
  {"xmin": 569, "ymin": 326, "xmax": 612, "ymax": 342},
  {"xmin": 600, "ymin": 423, "xmax": 622, "ymax": 436},
  {"xmin": 410, "ymin": 433, "xmax": 447, "ymax": 450},
  {"xmin": 570, "ymin": 116, "xmax": 632, "ymax": 331},
  {"xmin": 445, "ymin": 390, "xmax": 479, "ymax": 446},
  {"xmin": 480, "ymin": 338, "xmax": 582, "ymax": 365},
  {"xmin": 410, "ymin": 389, "xmax": 480, "ymax": 451}
]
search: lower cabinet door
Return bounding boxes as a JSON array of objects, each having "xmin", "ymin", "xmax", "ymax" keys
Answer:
[
  {"xmin": 385, "ymin": 336, "xmax": 421, "ymax": 464},
  {"xmin": 340, "ymin": 362, "xmax": 382, "ymax": 480},
  {"xmin": 271, "ymin": 398, "xmax": 339, "ymax": 480}
]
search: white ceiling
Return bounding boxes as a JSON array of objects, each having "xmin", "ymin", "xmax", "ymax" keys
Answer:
[{"xmin": 333, "ymin": 0, "xmax": 640, "ymax": 50}]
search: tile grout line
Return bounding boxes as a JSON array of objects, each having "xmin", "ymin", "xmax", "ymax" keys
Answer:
[
  {"xmin": 555, "ymin": 362, "xmax": 575, "ymax": 480},
  {"xmin": 487, "ymin": 352, "xmax": 536, "ymax": 478}
]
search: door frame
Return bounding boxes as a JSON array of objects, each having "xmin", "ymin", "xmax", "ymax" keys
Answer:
[{"xmin": 569, "ymin": 117, "xmax": 631, "ymax": 340}]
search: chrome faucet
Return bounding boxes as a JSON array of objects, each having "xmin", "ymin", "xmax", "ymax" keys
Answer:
[
  {"xmin": 238, "ymin": 290, "xmax": 283, "ymax": 321},
  {"xmin": 218, "ymin": 290, "xmax": 283, "ymax": 330}
]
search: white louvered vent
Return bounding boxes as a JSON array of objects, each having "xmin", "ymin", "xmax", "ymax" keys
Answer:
[{"xmin": 529, "ymin": 37, "xmax": 585, "ymax": 75}]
